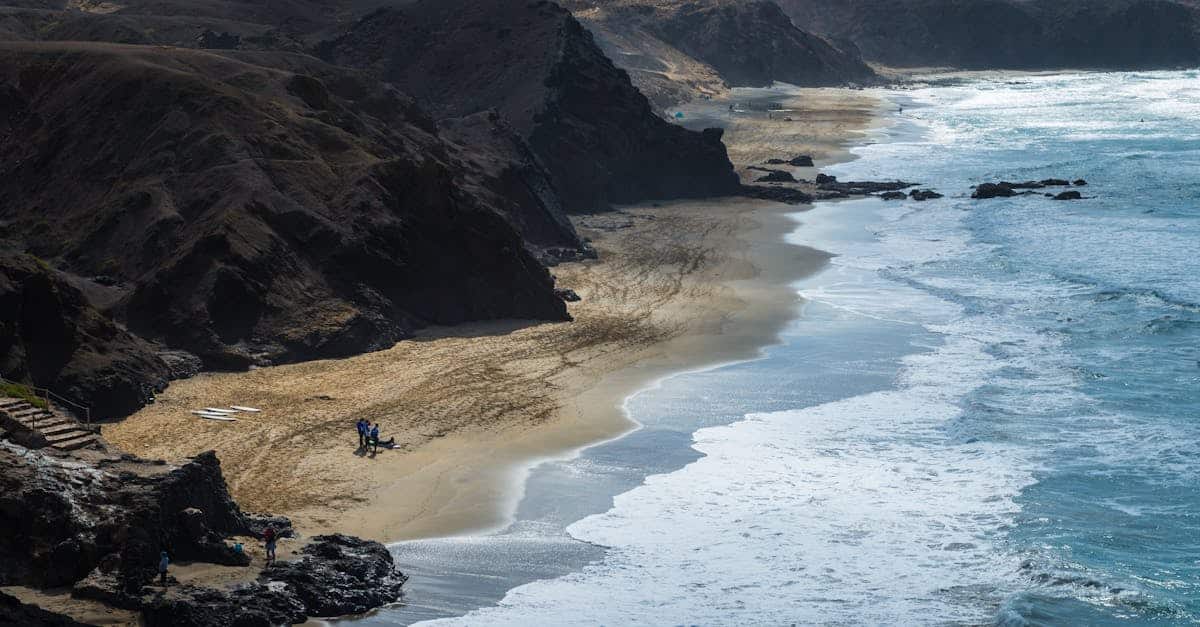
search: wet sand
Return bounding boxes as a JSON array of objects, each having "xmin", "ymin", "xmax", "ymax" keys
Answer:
[{"xmin": 104, "ymin": 87, "xmax": 882, "ymax": 545}]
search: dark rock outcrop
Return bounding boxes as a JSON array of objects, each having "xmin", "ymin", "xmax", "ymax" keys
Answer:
[
  {"xmin": 972, "ymin": 182, "xmax": 1019, "ymax": 199},
  {"xmin": 879, "ymin": 191, "xmax": 908, "ymax": 200},
  {"xmin": 755, "ymin": 169, "xmax": 798, "ymax": 183},
  {"xmin": 815, "ymin": 174, "xmax": 916, "ymax": 195},
  {"xmin": 121, "ymin": 535, "xmax": 406, "ymax": 625},
  {"xmin": 774, "ymin": 0, "xmax": 1200, "ymax": 70},
  {"xmin": 318, "ymin": 0, "xmax": 742, "ymax": 213},
  {"xmin": 972, "ymin": 178, "xmax": 1086, "ymax": 199},
  {"xmin": 766, "ymin": 155, "xmax": 815, "ymax": 167},
  {"xmin": 1054, "ymin": 190, "xmax": 1083, "ymax": 200},
  {"xmin": 0, "ymin": 43, "xmax": 568, "ymax": 373},
  {"xmin": 739, "ymin": 185, "xmax": 815, "ymax": 204},
  {"xmin": 261, "ymin": 534, "xmax": 407, "ymax": 617},
  {"xmin": 555, "ymin": 288, "xmax": 583, "ymax": 302},
  {"xmin": 0, "ymin": 251, "xmax": 170, "ymax": 420},
  {"xmin": 0, "ymin": 445, "xmax": 256, "ymax": 588},
  {"xmin": 909, "ymin": 189, "xmax": 943, "ymax": 201},
  {"xmin": 0, "ymin": 442, "xmax": 406, "ymax": 624}
]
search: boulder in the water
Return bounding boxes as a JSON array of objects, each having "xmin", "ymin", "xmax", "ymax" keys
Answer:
[
  {"xmin": 909, "ymin": 189, "xmax": 943, "ymax": 201},
  {"xmin": 879, "ymin": 191, "xmax": 908, "ymax": 200},
  {"xmin": 1073, "ymin": 179, "xmax": 1088, "ymax": 186},
  {"xmin": 1053, "ymin": 190, "xmax": 1083, "ymax": 200},
  {"xmin": 972, "ymin": 182, "xmax": 1017, "ymax": 199}
]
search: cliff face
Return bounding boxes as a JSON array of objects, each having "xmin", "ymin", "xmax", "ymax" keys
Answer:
[
  {"xmin": 0, "ymin": 251, "xmax": 170, "ymax": 420},
  {"xmin": 566, "ymin": 0, "xmax": 874, "ymax": 91},
  {"xmin": 774, "ymin": 0, "xmax": 1200, "ymax": 69},
  {"xmin": 319, "ymin": 0, "xmax": 742, "ymax": 213},
  {"xmin": 0, "ymin": 43, "xmax": 569, "ymax": 371}
]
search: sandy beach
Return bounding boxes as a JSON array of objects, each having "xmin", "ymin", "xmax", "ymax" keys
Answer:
[{"xmin": 103, "ymin": 87, "xmax": 882, "ymax": 545}]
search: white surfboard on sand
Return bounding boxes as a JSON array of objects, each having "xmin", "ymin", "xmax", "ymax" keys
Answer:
[
  {"xmin": 204, "ymin": 407, "xmax": 238, "ymax": 414},
  {"xmin": 199, "ymin": 414, "xmax": 238, "ymax": 422},
  {"xmin": 192, "ymin": 410, "xmax": 238, "ymax": 421},
  {"xmin": 229, "ymin": 406, "xmax": 261, "ymax": 412}
]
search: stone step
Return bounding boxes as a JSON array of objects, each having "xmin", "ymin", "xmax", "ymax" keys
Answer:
[
  {"xmin": 0, "ymin": 400, "xmax": 28, "ymax": 410},
  {"xmin": 41, "ymin": 423, "xmax": 81, "ymax": 437},
  {"xmin": 27, "ymin": 415, "xmax": 67, "ymax": 426},
  {"xmin": 14, "ymin": 412, "xmax": 54, "ymax": 425},
  {"xmin": 46, "ymin": 428, "xmax": 90, "ymax": 442},
  {"xmin": 51, "ymin": 433, "xmax": 96, "ymax": 451}
]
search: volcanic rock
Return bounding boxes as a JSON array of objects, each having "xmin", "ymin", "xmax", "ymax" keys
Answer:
[
  {"xmin": 0, "ymin": 251, "xmax": 170, "ymax": 420},
  {"xmin": 755, "ymin": 169, "xmax": 798, "ymax": 183},
  {"xmin": 1053, "ymin": 190, "xmax": 1083, "ymax": 200},
  {"xmin": 0, "ymin": 43, "xmax": 568, "ymax": 376},
  {"xmin": 879, "ymin": 191, "xmax": 908, "ymax": 200},
  {"xmin": 555, "ymin": 288, "xmax": 583, "ymax": 302},
  {"xmin": 318, "ymin": 0, "xmax": 742, "ymax": 213},
  {"xmin": 909, "ymin": 189, "xmax": 944, "ymax": 201},
  {"xmin": 972, "ymin": 183, "xmax": 1019, "ymax": 199},
  {"xmin": 766, "ymin": 155, "xmax": 815, "ymax": 167},
  {"xmin": 817, "ymin": 175, "xmax": 916, "ymax": 195},
  {"xmin": 739, "ymin": 185, "xmax": 815, "ymax": 204},
  {"xmin": 0, "ymin": 442, "xmax": 406, "ymax": 624}
]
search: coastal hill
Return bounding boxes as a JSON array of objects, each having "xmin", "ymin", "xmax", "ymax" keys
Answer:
[
  {"xmin": 0, "ymin": 41, "xmax": 571, "ymax": 414},
  {"xmin": 559, "ymin": 0, "xmax": 877, "ymax": 107},
  {"xmin": 317, "ymin": 0, "xmax": 742, "ymax": 214},
  {"xmin": 774, "ymin": 0, "xmax": 1200, "ymax": 69}
]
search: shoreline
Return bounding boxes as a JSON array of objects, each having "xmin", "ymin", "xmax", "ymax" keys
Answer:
[{"xmin": 102, "ymin": 87, "xmax": 885, "ymax": 547}]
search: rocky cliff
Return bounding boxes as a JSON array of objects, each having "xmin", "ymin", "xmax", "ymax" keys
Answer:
[
  {"xmin": 0, "ymin": 250, "xmax": 170, "ymax": 419},
  {"xmin": 0, "ymin": 42, "xmax": 570, "ymax": 374},
  {"xmin": 774, "ymin": 0, "xmax": 1200, "ymax": 69},
  {"xmin": 318, "ymin": 0, "xmax": 742, "ymax": 213},
  {"xmin": 562, "ymin": 0, "xmax": 875, "ymax": 102}
]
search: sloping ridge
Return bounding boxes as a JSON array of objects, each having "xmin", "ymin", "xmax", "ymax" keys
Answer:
[
  {"xmin": 0, "ymin": 42, "xmax": 568, "ymax": 377},
  {"xmin": 773, "ymin": 0, "xmax": 1200, "ymax": 69},
  {"xmin": 318, "ymin": 0, "xmax": 743, "ymax": 213}
]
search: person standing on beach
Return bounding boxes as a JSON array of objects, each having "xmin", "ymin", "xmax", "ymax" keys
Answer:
[
  {"xmin": 263, "ymin": 525, "xmax": 277, "ymax": 564},
  {"xmin": 356, "ymin": 418, "xmax": 366, "ymax": 449},
  {"xmin": 370, "ymin": 423, "xmax": 380, "ymax": 453},
  {"xmin": 158, "ymin": 550, "xmax": 170, "ymax": 586}
]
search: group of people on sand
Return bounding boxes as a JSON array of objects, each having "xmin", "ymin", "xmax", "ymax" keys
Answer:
[{"xmin": 356, "ymin": 418, "xmax": 394, "ymax": 453}]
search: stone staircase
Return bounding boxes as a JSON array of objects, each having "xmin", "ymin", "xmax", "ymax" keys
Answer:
[{"xmin": 0, "ymin": 397, "xmax": 100, "ymax": 451}]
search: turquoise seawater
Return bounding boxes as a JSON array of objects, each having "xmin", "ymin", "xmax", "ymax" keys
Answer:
[{"xmin": 362, "ymin": 72, "xmax": 1200, "ymax": 625}]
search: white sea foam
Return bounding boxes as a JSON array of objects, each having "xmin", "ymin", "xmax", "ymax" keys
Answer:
[{"xmin": 422, "ymin": 327, "xmax": 1034, "ymax": 625}]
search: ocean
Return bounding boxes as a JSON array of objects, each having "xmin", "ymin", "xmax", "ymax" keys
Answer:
[{"xmin": 353, "ymin": 71, "xmax": 1200, "ymax": 625}]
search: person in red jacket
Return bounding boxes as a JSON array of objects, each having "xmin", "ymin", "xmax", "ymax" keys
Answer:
[{"xmin": 263, "ymin": 526, "xmax": 277, "ymax": 564}]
